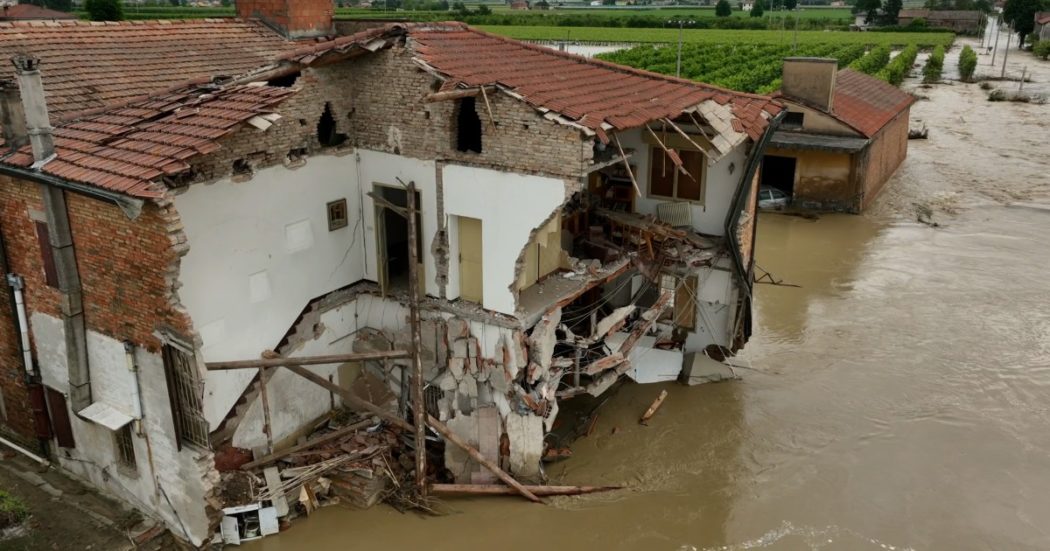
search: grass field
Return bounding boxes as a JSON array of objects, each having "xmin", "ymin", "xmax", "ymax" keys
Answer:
[{"xmin": 479, "ymin": 26, "xmax": 956, "ymax": 47}]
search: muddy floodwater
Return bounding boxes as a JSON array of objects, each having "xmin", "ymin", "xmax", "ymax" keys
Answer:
[{"xmin": 247, "ymin": 40, "xmax": 1050, "ymax": 550}]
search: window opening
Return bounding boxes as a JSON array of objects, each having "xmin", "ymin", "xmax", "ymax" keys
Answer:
[
  {"xmin": 375, "ymin": 185, "xmax": 422, "ymax": 294},
  {"xmin": 317, "ymin": 102, "xmax": 347, "ymax": 147},
  {"xmin": 454, "ymin": 97, "xmax": 482, "ymax": 153},
  {"xmin": 163, "ymin": 344, "xmax": 209, "ymax": 450},
  {"xmin": 114, "ymin": 424, "xmax": 136, "ymax": 469},
  {"xmin": 783, "ymin": 111, "xmax": 804, "ymax": 129},
  {"xmin": 649, "ymin": 147, "xmax": 704, "ymax": 202}
]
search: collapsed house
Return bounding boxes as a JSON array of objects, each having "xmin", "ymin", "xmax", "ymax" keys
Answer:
[
  {"xmin": 761, "ymin": 58, "xmax": 915, "ymax": 213},
  {"xmin": 0, "ymin": 5, "xmax": 782, "ymax": 545}
]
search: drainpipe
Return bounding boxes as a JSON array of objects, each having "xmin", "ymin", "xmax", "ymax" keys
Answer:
[
  {"xmin": 6, "ymin": 275, "xmax": 35, "ymax": 379},
  {"xmin": 12, "ymin": 55, "xmax": 91, "ymax": 412}
]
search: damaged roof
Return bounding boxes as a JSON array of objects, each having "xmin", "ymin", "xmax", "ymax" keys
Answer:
[
  {"xmin": 831, "ymin": 69, "xmax": 916, "ymax": 138},
  {"xmin": 282, "ymin": 22, "xmax": 782, "ymax": 142},
  {"xmin": 0, "ymin": 19, "xmax": 295, "ymax": 121},
  {"xmin": 0, "ymin": 84, "xmax": 295, "ymax": 198}
]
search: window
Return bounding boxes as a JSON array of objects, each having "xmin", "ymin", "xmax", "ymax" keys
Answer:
[
  {"xmin": 317, "ymin": 102, "xmax": 347, "ymax": 147},
  {"xmin": 163, "ymin": 344, "xmax": 209, "ymax": 450},
  {"xmin": 783, "ymin": 111, "xmax": 804, "ymax": 129},
  {"xmin": 114, "ymin": 424, "xmax": 136, "ymax": 470},
  {"xmin": 34, "ymin": 222, "xmax": 59, "ymax": 288},
  {"xmin": 327, "ymin": 198, "xmax": 348, "ymax": 231},
  {"xmin": 649, "ymin": 147, "xmax": 704, "ymax": 203},
  {"xmin": 454, "ymin": 97, "xmax": 482, "ymax": 153}
]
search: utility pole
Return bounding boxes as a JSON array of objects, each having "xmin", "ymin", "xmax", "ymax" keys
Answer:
[
  {"xmin": 672, "ymin": 19, "xmax": 695, "ymax": 78},
  {"xmin": 404, "ymin": 180, "xmax": 427, "ymax": 499},
  {"xmin": 991, "ymin": 16, "xmax": 1001, "ymax": 65},
  {"xmin": 793, "ymin": 9, "xmax": 800, "ymax": 52},
  {"xmin": 1001, "ymin": 27, "xmax": 1011, "ymax": 78}
]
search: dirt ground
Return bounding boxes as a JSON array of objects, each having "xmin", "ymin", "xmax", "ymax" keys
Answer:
[{"xmin": 0, "ymin": 452, "xmax": 141, "ymax": 551}]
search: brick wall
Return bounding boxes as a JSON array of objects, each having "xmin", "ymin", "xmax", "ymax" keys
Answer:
[
  {"xmin": 236, "ymin": 0, "xmax": 333, "ymax": 38},
  {"xmin": 858, "ymin": 108, "xmax": 909, "ymax": 212},
  {"xmin": 0, "ymin": 176, "xmax": 192, "ymax": 437},
  {"xmin": 191, "ymin": 45, "xmax": 593, "ymax": 183}
]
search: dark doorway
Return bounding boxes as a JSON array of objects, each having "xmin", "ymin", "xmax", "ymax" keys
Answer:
[
  {"xmin": 454, "ymin": 97, "xmax": 482, "ymax": 153},
  {"xmin": 760, "ymin": 155, "xmax": 797, "ymax": 195},
  {"xmin": 375, "ymin": 185, "xmax": 422, "ymax": 294}
]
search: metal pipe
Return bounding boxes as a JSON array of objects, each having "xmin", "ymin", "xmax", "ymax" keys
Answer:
[
  {"xmin": 6, "ymin": 274, "xmax": 34, "ymax": 378},
  {"xmin": 0, "ymin": 434, "xmax": 49, "ymax": 467}
]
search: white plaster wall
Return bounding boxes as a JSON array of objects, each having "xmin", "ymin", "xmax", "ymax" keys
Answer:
[
  {"xmin": 175, "ymin": 155, "xmax": 365, "ymax": 428},
  {"xmin": 357, "ymin": 150, "xmax": 441, "ymax": 297},
  {"xmin": 684, "ymin": 259, "xmax": 736, "ymax": 352},
  {"xmin": 619, "ymin": 128, "xmax": 749, "ymax": 236},
  {"xmin": 443, "ymin": 164, "xmax": 566, "ymax": 315},
  {"xmin": 30, "ymin": 314, "xmax": 211, "ymax": 546},
  {"xmin": 233, "ymin": 294, "xmax": 410, "ymax": 449}
]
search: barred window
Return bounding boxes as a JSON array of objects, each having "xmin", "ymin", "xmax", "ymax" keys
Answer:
[
  {"xmin": 114, "ymin": 425, "xmax": 136, "ymax": 470},
  {"xmin": 163, "ymin": 344, "xmax": 209, "ymax": 450}
]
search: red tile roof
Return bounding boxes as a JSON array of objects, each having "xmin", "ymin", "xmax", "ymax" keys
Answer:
[
  {"xmin": 0, "ymin": 19, "xmax": 295, "ymax": 122},
  {"xmin": 0, "ymin": 84, "xmax": 295, "ymax": 198},
  {"xmin": 284, "ymin": 23, "xmax": 781, "ymax": 142},
  {"xmin": 0, "ymin": 4, "xmax": 76, "ymax": 21},
  {"xmin": 831, "ymin": 69, "xmax": 915, "ymax": 138},
  {"xmin": 1036, "ymin": 12, "xmax": 1050, "ymax": 25}
]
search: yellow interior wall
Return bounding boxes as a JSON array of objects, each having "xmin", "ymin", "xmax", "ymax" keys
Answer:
[{"xmin": 516, "ymin": 213, "xmax": 564, "ymax": 290}]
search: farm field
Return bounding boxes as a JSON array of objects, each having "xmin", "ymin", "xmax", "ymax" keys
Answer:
[{"xmin": 479, "ymin": 26, "xmax": 956, "ymax": 47}]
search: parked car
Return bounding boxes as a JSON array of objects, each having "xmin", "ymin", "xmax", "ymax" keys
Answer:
[{"xmin": 758, "ymin": 186, "xmax": 790, "ymax": 210}]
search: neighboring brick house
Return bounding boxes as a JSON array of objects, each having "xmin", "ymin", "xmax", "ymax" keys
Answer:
[
  {"xmin": 1036, "ymin": 12, "xmax": 1050, "ymax": 41},
  {"xmin": 762, "ymin": 58, "xmax": 914, "ymax": 213},
  {"xmin": 0, "ymin": 3, "xmax": 76, "ymax": 21},
  {"xmin": 897, "ymin": 9, "xmax": 984, "ymax": 33},
  {"xmin": 0, "ymin": 3, "xmax": 781, "ymax": 544}
]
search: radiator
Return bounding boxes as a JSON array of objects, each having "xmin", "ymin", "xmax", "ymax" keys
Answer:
[{"xmin": 656, "ymin": 201, "xmax": 692, "ymax": 228}]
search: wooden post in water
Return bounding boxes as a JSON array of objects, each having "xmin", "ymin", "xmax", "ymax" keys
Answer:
[{"xmin": 405, "ymin": 180, "xmax": 428, "ymax": 498}]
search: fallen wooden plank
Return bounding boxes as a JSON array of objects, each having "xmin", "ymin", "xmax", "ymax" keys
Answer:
[
  {"xmin": 263, "ymin": 467, "xmax": 290, "ymax": 517},
  {"xmin": 276, "ymin": 361, "xmax": 543, "ymax": 504},
  {"xmin": 241, "ymin": 418, "xmax": 374, "ymax": 470},
  {"xmin": 430, "ymin": 483, "xmax": 622, "ymax": 496},
  {"xmin": 639, "ymin": 389, "xmax": 669, "ymax": 425},
  {"xmin": 206, "ymin": 350, "xmax": 410, "ymax": 370}
]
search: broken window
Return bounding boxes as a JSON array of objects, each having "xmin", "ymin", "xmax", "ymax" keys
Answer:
[
  {"xmin": 163, "ymin": 344, "xmax": 209, "ymax": 450},
  {"xmin": 34, "ymin": 222, "xmax": 59, "ymax": 288},
  {"xmin": 317, "ymin": 102, "xmax": 347, "ymax": 147},
  {"xmin": 454, "ymin": 97, "xmax": 482, "ymax": 153},
  {"xmin": 783, "ymin": 111, "xmax": 804, "ymax": 129},
  {"xmin": 648, "ymin": 147, "xmax": 704, "ymax": 203},
  {"xmin": 114, "ymin": 424, "xmax": 136, "ymax": 470},
  {"xmin": 327, "ymin": 198, "xmax": 348, "ymax": 231}
]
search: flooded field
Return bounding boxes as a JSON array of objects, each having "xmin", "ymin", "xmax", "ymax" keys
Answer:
[{"xmin": 246, "ymin": 39, "xmax": 1050, "ymax": 551}]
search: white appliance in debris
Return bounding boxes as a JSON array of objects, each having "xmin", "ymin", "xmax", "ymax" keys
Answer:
[{"xmin": 220, "ymin": 503, "xmax": 279, "ymax": 545}]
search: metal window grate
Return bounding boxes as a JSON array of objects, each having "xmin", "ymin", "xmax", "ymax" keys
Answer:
[
  {"xmin": 115, "ymin": 424, "xmax": 136, "ymax": 469},
  {"xmin": 163, "ymin": 344, "xmax": 210, "ymax": 449}
]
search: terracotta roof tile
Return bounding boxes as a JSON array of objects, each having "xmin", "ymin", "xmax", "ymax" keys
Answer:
[
  {"xmin": 832, "ymin": 69, "xmax": 916, "ymax": 138},
  {"xmin": 0, "ymin": 4, "xmax": 76, "ymax": 21},
  {"xmin": 0, "ymin": 19, "xmax": 296, "ymax": 122},
  {"xmin": 0, "ymin": 84, "xmax": 294, "ymax": 198}
]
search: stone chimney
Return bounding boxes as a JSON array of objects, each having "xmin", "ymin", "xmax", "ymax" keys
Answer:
[
  {"xmin": 781, "ymin": 57, "xmax": 838, "ymax": 112},
  {"xmin": 11, "ymin": 55, "xmax": 55, "ymax": 163},
  {"xmin": 236, "ymin": 0, "xmax": 334, "ymax": 39},
  {"xmin": 0, "ymin": 78, "xmax": 28, "ymax": 152}
]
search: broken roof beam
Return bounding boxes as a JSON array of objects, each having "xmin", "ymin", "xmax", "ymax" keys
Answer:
[
  {"xmin": 424, "ymin": 85, "xmax": 497, "ymax": 103},
  {"xmin": 611, "ymin": 133, "xmax": 642, "ymax": 197},
  {"xmin": 645, "ymin": 124, "xmax": 693, "ymax": 182},
  {"xmin": 205, "ymin": 350, "xmax": 410, "ymax": 370},
  {"xmin": 663, "ymin": 117, "xmax": 710, "ymax": 162}
]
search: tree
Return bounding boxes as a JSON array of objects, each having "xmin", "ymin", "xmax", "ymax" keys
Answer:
[
  {"xmin": 475, "ymin": 3, "xmax": 492, "ymax": 13},
  {"xmin": 1003, "ymin": 0, "xmax": 1045, "ymax": 47},
  {"xmin": 854, "ymin": 0, "xmax": 881, "ymax": 24},
  {"xmin": 84, "ymin": 0, "xmax": 124, "ymax": 21},
  {"xmin": 973, "ymin": 0, "xmax": 993, "ymax": 12},
  {"xmin": 785, "ymin": 0, "xmax": 798, "ymax": 9},
  {"xmin": 750, "ymin": 0, "xmax": 764, "ymax": 16},
  {"xmin": 716, "ymin": 0, "xmax": 732, "ymax": 15},
  {"xmin": 881, "ymin": 0, "xmax": 901, "ymax": 24}
]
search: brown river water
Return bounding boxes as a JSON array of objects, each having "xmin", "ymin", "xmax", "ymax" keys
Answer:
[{"xmin": 246, "ymin": 41, "xmax": 1050, "ymax": 551}]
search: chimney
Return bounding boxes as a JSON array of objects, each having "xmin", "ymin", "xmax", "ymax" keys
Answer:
[
  {"xmin": 0, "ymin": 78, "xmax": 28, "ymax": 152},
  {"xmin": 781, "ymin": 57, "xmax": 838, "ymax": 112},
  {"xmin": 237, "ymin": 0, "xmax": 334, "ymax": 39},
  {"xmin": 11, "ymin": 55, "xmax": 54, "ymax": 163}
]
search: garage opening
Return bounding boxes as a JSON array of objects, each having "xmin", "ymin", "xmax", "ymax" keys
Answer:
[
  {"xmin": 760, "ymin": 155, "xmax": 797, "ymax": 196},
  {"xmin": 375, "ymin": 185, "xmax": 422, "ymax": 295}
]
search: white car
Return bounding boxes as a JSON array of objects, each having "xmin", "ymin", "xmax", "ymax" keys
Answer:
[{"xmin": 758, "ymin": 186, "xmax": 790, "ymax": 210}]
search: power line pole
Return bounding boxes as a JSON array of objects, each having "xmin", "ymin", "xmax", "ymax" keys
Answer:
[
  {"xmin": 991, "ymin": 16, "xmax": 1001, "ymax": 65},
  {"xmin": 1001, "ymin": 26, "xmax": 1011, "ymax": 79}
]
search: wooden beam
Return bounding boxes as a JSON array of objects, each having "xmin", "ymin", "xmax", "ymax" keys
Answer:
[
  {"xmin": 205, "ymin": 351, "xmax": 410, "ymax": 370},
  {"xmin": 611, "ymin": 133, "xmax": 643, "ymax": 197},
  {"xmin": 366, "ymin": 191, "xmax": 409, "ymax": 218},
  {"xmin": 431, "ymin": 484, "xmax": 622, "ymax": 497},
  {"xmin": 639, "ymin": 389, "xmax": 669, "ymax": 425},
  {"xmin": 423, "ymin": 85, "xmax": 496, "ymax": 103},
  {"xmin": 663, "ymin": 117, "xmax": 711, "ymax": 161},
  {"xmin": 241, "ymin": 418, "xmax": 375, "ymax": 470},
  {"xmin": 479, "ymin": 85, "xmax": 497, "ymax": 129},
  {"xmin": 645, "ymin": 124, "xmax": 694, "ymax": 182},
  {"xmin": 276, "ymin": 361, "xmax": 543, "ymax": 504}
]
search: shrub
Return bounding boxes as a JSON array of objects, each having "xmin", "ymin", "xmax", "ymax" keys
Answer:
[
  {"xmin": 84, "ymin": 0, "xmax": 124, "ymax": 21},
  {"xmin": 876, "ymin": 43, "xmax": 918, "ymax": 85},
  {"xmin": 0, "ymin": 490, "xmax": 28, "ymax": 529},
  {"xmin": 1034, "ymin": 41, "xmax": 1050, "ymax": 60},
  {"xmin": 922, "ymin": 44, "xmax": 944, "ymax": 83},
  {"xmin": 849, "ymin": 45, "xmax": 891, "ymax": 74},
  {"xmin": 958, "ymin": 44, "xmax": 977, "ymax": 81}
]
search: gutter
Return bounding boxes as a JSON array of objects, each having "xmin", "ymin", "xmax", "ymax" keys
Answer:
[{"xmin": 0, "ymin": 163, "xmax": 143, "ymax": 220}]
